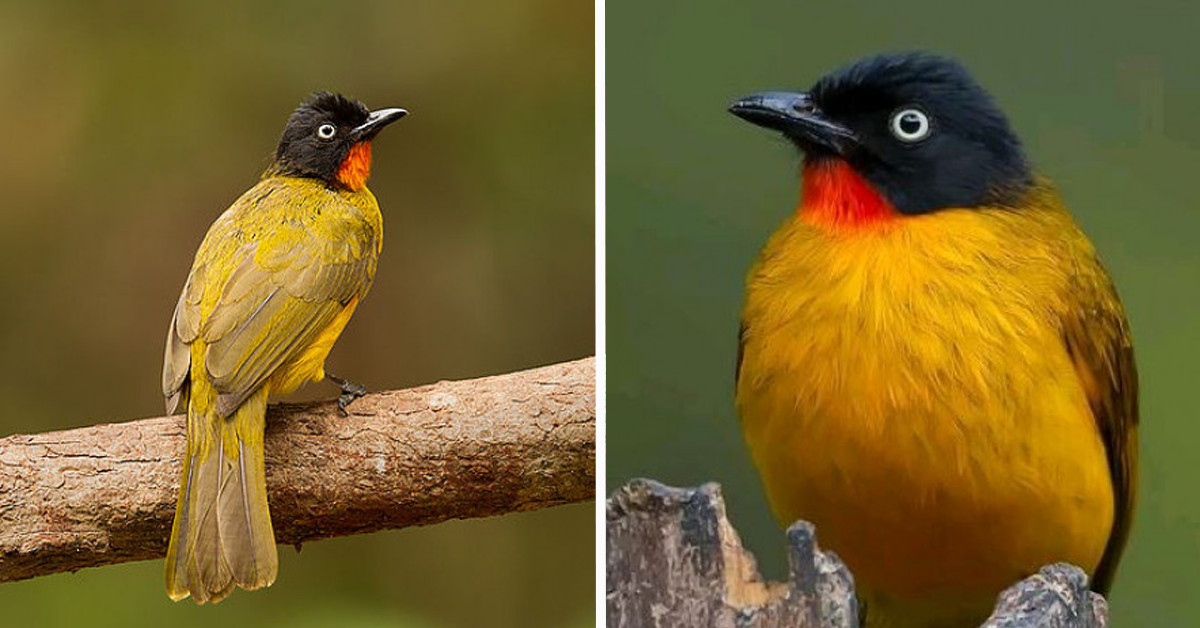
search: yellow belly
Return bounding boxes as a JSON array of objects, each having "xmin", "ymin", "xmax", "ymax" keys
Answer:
[
  {"xmin": 737, "ymin": 210, "xmax": 1114, "ymax": 626},
  {"xmin": 741, "ymin": 371, "xmax": 1112, "ymax": 626},
  {"xmin": 267, "ymin": 297, "xmax": 360, "ymax": 396}
]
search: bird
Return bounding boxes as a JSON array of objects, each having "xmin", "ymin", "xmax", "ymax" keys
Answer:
[
  {"xmin": 728, "ymin": 53, "xmax": 1137, "ymax": 627},
  {"xmin": 161, "ymin": 92, "xmax": 407, "ymax": 603}
]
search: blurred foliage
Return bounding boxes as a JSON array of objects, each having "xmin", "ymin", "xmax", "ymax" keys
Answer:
[
  {"xmin": 0, "ymin": 0, "xmax": 594, "ymax": 626},
  {"xmin": 608, "ymin": 1, "xmax": 1200, "ymax": 625}
]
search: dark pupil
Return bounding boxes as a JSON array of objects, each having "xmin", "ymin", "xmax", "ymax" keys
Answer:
[{"xmin": 899, "ymin": 113, "xmax": 923, "ymax": 134}]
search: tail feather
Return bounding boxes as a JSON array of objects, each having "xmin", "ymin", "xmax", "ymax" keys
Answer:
[
  {"xmin": 164, "ymin": 456, "xmax": 195, "ymax": 601},
  {"xmin": 165, "ymin": 385, "xmax": 277, "ymax": 603},
  {"xmin": 192, "ymin": 442, "xmax": 232, "ymax": 601},
  {"xmin": 218, "ymin": 432, "xmax": 277, "ymax": 587}
]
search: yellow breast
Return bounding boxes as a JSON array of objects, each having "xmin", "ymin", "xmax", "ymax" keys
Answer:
[{"xmin": 737, "ymin": 200, "xmax": 1113, "ymax": 625}]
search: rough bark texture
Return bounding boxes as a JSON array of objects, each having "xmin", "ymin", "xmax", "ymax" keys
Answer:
[
  {"xmin": 0, "ymin": 357, "xmax": 595, "ymax": 584},
  {"xmin": 607, "ymin": 479, "xmax": 1109, "ymax": 628},
  {"xmin": 982, "ymin": 564, "xmax": 1108, "ymax": 628},
  {"xmin": 606, "ymin": 479, "xmax": 858, "ymax": 628}
]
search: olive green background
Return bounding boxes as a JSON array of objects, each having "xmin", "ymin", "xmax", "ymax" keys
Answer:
[
  {"xmin": 0, "ymin": 1, "xmax": 593, "ymax": 627},
  {"xmin": 608, "ymin": 1, "xmax": 1200, "ymax": 624}
]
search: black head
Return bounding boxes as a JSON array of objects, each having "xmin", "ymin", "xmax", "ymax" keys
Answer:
[
  {"xmin": 729, "ymin": 52, "xmax": 1033, "ymax": 214},
  {"xmin": 272, "ymin": 92, "xmax": 407, "ymax": 185}
]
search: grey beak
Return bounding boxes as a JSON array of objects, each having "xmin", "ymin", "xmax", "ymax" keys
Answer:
[
  {"xmin": 352, "ymin": 107, "xmax": 408, "ymax": 141},
  {"xmin": 729, "ymin": 92, "xmax": 857, "ymax": 155}
]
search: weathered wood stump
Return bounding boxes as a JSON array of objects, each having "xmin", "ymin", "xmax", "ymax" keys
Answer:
[
  {"xmin": 983, "ymin": 564, "xmax": 1108, "ymax": 628},
  {"xmin": 607, "ymin": 479, "xmax": 857, "ymax": 627},
  {"xmin": 607, "ymin": 479, "xmax": 1109, "ymax": 628}
]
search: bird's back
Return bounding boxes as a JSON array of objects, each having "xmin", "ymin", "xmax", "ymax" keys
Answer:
[
  {"xmin": 190, "ymin": 177, "xmax": 382, "ymax": 315},
  {"xmin": 177, "ymin": 176, "xmax": 382, "ymax": 400}
]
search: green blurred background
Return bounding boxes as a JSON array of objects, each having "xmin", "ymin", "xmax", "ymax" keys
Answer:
[
  {"xmin": 609, "ymin": 0, "xmax": 1200, "ymax": 624},
  {"xmin": 0, "ymin": 1, "xmax": 593, "ymax": 626}
]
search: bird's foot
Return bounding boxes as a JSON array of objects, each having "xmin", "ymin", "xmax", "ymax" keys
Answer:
[{"xmin": 326, "ymin": 374, "xmax": 367, "ymax": 416}]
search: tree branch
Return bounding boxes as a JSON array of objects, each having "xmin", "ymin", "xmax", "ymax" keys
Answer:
[{"xmin": 0, "ymin": 357, "xmax": 595, "ymax": 583}]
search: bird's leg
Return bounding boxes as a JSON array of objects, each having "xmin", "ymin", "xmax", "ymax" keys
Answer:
[{"xmin": 326, "ymin": 374, "xmax": 367, "ymax": 415}]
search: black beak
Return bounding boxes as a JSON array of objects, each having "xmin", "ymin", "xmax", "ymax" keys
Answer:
[
  {"xmin": 729, "ymin": 92, "xmax": 856, "ymax": 155},
  {"xmin": 352, "ymin": 107, "xmax": 408, "ymax": 141}
]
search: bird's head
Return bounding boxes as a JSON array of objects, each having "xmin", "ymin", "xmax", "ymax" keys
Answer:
[
  {"xmin": 272, "ymin": 92, "xmax": 407, "ymax": 191},
  {"xmin": 729, "ymin": 53, "xmax": 1033, "ymax": 227}
]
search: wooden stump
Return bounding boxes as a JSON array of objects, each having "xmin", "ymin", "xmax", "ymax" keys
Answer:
[
  {"xmin": 606, "ymin": 479, "xmax": 1109, "ymax": 628},
  {"xmin": 606, "ymin": 479, "xmax": 857, "ymax": 627},
  {"xmin": 983, "ymin": 564, "xmax": 1108, "ymax": 628}
]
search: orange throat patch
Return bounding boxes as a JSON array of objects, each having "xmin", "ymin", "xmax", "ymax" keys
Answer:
[
  {"xmin": 800, "ymin": 159, "xmax": 897, "ymax": 230},
  {"xmin": 337, "ymin": 141, "xmax": 373, "ymax": 190}
]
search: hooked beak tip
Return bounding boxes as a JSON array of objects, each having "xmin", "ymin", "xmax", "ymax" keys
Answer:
[
  {"xmin": 729, "ymin": 91, "xmax": 856, "ymax": 155},
  {"xmin": 353, "ymin": 107, "xmax": 408, "ymax": 140}
]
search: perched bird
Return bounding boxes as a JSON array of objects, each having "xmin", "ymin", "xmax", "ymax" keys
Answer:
[
  {"xmin": 729, "ymin": 53, "xmax": 1137, "ymax": 627},
  {"xmin": 162, "ymin": 92, "xmax": 406, "ymax": 603}
]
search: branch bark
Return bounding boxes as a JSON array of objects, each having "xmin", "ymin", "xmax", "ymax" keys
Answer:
[{"xmin": 0, "ymin": 357, "xmax": 595, "ymax": 584}]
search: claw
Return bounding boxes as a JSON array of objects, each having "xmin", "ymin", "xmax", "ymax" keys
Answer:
[{"xmin": 326, "ymin": 374, "xmax": 367, "ymax": 416}]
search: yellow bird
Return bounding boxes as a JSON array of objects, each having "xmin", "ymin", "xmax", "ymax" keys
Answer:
[
  {"xmin": 729, "ymin": 53, "xmax": 1138, "ymax": 627},
  {"xmin": 162, "ymin": 92, "xmax": 406, "ymax": 603}
]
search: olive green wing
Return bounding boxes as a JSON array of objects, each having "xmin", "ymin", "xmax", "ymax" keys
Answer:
[
  {"xmin": 1060, "ymin": 258, "xmax": 1139, "ymax": 596},
  {"xmin": 164, "ymin": 190, "xmax": 378, "ymax": 418},
  {"xmin": 164, "ymin": 261, "xmax": 204, "ymax": 414},
  {"xmin": 201, "ymin": 220, "xmax": 377, "ymax": 417}
]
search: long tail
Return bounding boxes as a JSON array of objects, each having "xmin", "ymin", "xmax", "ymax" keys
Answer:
[{"xmin": 165, "ymin": 383, "xmax": 278, "ymax": 603}]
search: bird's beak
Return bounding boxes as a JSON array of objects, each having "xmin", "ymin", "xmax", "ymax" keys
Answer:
[
  {"xmin": 352, "ymin": 107, "xmax": 408, "ymax": 141},
  {"xmin": 729, "ymin": 92, "xmax": 857, "ymax": 155}
]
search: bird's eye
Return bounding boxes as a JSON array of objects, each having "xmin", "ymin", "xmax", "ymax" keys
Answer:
[
  {"xmin": 889, "ymin": 108, "xmax": 931, "ymax": 142},
  {"xmin": 316, "ymin": 124, "xmax": 337, "ymax": 140}
]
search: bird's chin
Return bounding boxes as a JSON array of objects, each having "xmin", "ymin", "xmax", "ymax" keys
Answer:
[
  {"xmin": 791, "ymin": 140, "xmax": 841, "ymax": 162},
  {"xmin": 779, "ymin": 129, "xmax": 856, "ymax": 160}
]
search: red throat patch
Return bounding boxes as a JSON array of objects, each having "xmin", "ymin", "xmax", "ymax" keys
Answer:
[
  {"xmin": 337, "ymin": 142, "xmax": 373, "ymax": 191},
  {"xmin": 800, "ymin": 160, "xmax": 898, "ymax": 230}
]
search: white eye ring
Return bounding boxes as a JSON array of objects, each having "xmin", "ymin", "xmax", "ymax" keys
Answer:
[
  {"xmin": 890, "ymin": 107, "xmax": 931, "ymax": 142},
  {"xmin": 316, "ymin": 123, "xmax": 337, "ymax": 140}
]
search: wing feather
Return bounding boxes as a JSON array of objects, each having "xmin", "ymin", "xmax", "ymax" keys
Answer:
[
  {"xmin": 164, "ymin": 263, "xmax": 206, "ymax": 414},
  {"xmin": 1060, "ymin": 255, "xmax": 1138, "ymax": 596},
  {"xmin": 162, "ymin": 179, "xmax": 378, "ymax": 418}
]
